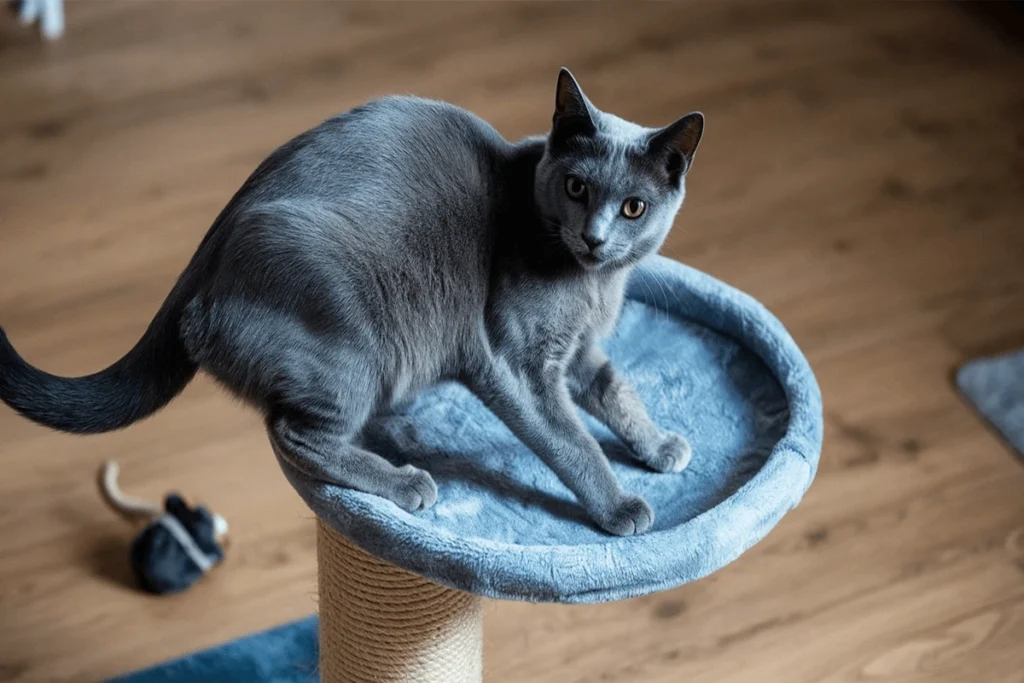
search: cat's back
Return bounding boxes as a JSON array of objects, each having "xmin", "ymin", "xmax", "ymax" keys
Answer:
[
  {"xmin": 207, "ymin": 96, "xmax": 509, "ymax": 389},
  {"xmin": 250, "ymin": 96, "xmax": 507, "ymax": 215},
  {"xmin": 215, "ymin": 94, "xmax": 510, "ymax": 315}
]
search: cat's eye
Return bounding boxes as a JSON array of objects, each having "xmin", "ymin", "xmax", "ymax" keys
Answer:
[
  {"xmin": 565, "ymin": 175, "xmax": 587, "ymax": 200},
  {"xmin": 621, "ymin": 197, "xmax": 646, "ymax": 219}
]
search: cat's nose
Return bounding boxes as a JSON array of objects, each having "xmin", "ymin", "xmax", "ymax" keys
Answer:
[{"xmin": 582, "ymin": 233, "xmax": 605, "ymax": 251}]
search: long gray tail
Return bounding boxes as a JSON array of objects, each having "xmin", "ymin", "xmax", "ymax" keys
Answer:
[{"xmin": 0, "ymin": 285, "xmax": 198, "ymax": 434}]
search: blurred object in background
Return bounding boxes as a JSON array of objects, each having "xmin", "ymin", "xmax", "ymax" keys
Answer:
[
  {"xmin": 7, "ymin": 0, "xmax": 64, "ymax": 39},
  {"xmin": 957, "ymin": 0, "xmax": 1024, "ymax": 45}
]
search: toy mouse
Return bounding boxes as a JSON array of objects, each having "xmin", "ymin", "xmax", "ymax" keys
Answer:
[{"xmin": 98, "ymin": 461, "xmax": 228, "ymax": 594}]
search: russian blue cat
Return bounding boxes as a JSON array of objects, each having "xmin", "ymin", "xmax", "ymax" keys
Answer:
[{"xmin": 0, "ymin": 69, "xmax": 703, "ymax": 536}]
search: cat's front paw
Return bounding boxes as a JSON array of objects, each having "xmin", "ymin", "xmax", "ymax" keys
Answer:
[
  {"xmin": 598, "ymin": 494, "xmax": 654, "ymax": 536},
  {"xmin": 646, "ymin": 432, "xmax": 692, "ymax": 473},
  {"xmin": 390, "ymin": 465, "xmax": 438, "ymax": 512}
]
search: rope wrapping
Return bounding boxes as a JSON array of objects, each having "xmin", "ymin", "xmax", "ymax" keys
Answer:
[{"xmin": 317, "ymin": 520, "xmax": 483, "ymax": 682}]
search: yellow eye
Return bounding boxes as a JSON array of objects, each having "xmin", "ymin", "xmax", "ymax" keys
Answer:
[
  {"xmin": 565, "ymin": 175, "xmax": 587, "ymax": 200},
  {"xmin": 622, "ymin": 197, "xmax": 646, "ymax": 219}
]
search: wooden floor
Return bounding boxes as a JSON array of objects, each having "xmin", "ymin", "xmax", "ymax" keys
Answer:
[{"xmin": 1, "ymin": 2, "xmax": 1023, "ymax": 682}]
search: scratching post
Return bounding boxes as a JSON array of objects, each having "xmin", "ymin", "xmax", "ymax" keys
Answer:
[{"xmin": 316, "ymin": 520, "xmax": 483, "ymax": 683}]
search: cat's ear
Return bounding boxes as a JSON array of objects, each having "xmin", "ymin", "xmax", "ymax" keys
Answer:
[
  {"xmin": 551, "ymin": 68, "xmax": 596, "ymax": 144},
  {"xmin": 648, "ymin": 112, "xmax": 704, "ymax": 184}
]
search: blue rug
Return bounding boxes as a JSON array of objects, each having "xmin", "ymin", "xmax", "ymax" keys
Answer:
[
  {"xmin": 957, "ymin": 348, "xmax": 1024, "ymax": 460},
  {"xmin": 106, "ymin": 616, "xmax": 318, "ymax": 683}
]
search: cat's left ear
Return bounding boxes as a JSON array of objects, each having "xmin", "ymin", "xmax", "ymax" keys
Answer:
[{"xmin": 648, "ymin": 112, "xmax": 704, "ymax": 184}]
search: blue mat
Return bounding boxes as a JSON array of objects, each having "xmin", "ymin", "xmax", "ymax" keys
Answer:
[
  {"xmin": 106, "ymin": 616, "xmax": 318, "ymax": 683},
  {"xmin": 957, "ymin": 348, "xmax": 1024, "ymax": 460}
]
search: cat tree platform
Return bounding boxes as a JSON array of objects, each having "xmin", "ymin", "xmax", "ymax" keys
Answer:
[{"xmin": 275, "ymin": 256, "xmax": 823, "ymax": 682}]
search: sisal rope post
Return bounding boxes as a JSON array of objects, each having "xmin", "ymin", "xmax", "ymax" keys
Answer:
[{"xmin": 317, "ymin": 519, "xmax": 484, "ymax": 683}]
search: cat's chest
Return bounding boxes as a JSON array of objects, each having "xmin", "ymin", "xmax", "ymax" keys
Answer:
[
  {"xmin": 588, "ymin": 277, "xmax": 627, "ymax": 338},
  {"xmin": 490, "ymin": 273, "xmax": 626, "ymax": 361}
]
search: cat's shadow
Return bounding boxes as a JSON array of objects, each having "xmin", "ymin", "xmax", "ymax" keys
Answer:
[{"xmin": 50, "ymin": 503, "xmax": 139, "ymax": 591}]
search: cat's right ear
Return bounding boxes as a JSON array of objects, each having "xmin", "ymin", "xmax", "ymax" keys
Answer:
[{"xmin": 551, "ymin": 68, "xmax": 596, "ymax": 146}]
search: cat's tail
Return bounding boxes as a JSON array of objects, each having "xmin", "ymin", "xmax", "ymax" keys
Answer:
[
  {"xmin": 0, "ymin": 282, "xmax": 199, "ymax": 434},
  {"xmin": 0, "ymin": 211, "xmax": 232, "ymax": 435}
]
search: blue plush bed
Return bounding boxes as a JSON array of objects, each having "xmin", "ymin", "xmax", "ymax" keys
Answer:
[{"xmin": 278, "ymin": 255, "xmax": 823, "ymax": 603}]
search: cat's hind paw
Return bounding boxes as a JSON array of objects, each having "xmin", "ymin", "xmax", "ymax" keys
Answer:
[
  {"xmin": 598, "ymin": 495, "xmax": 654, "ymax": 536},
  {"xmin": 390, "ymin": 465, "xmax": 438, "ymax": 512},
  {"xmin": 646, "ymin": 432, "xmax": 692, "ymax": 473}
]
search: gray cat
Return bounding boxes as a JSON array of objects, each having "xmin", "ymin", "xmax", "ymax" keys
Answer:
[{"xmin": 0, "ymin": 69, "xmax": 703, "ymax": 536}]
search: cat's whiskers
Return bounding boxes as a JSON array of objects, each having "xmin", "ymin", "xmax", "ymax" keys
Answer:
[
  {"xmin": 540, "ymin": 217, "xmax": 567, "ymax": 237},
  {"xmin": 636, "ymin": 273, "xmax": 660, "ymax": 319},
  {"xmin": 640, "ymin": 265, "xmax": 669, "ymax": 321}
]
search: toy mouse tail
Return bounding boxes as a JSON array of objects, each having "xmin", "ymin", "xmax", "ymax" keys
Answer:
[{"xmin": 98, "ymin": 461, "xmax": 162, "ymax": 523}]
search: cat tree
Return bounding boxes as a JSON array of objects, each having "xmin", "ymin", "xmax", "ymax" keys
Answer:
[{"xmin": 276, "ymin": 256, "xmax": 823, "ymax": 682}]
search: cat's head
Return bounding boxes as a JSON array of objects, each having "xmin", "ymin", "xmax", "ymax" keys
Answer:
[{"xmin": 534, "ymin": 68, "xmax": 703, "ymax": 271}]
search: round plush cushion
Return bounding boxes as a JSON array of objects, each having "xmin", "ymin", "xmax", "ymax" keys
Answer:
[{"xmin": 277, "ymin": 256, "xmax": 823, "ymax": 604}]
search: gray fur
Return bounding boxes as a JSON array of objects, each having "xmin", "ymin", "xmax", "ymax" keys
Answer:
[{"xmin": 0, "ymin": 69, "xmax": 703, "ymax": 536}]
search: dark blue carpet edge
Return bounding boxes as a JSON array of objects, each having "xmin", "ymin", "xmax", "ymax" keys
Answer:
[
  {"xmin": 105, "ymin": 615, "xmax": 319, "ymax": 683},
  {"xmin": 956, "ymin": 347, "xmax": 1024, "ymax": 463}
]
